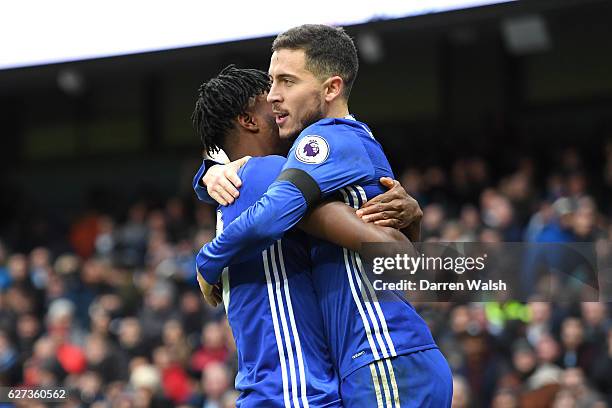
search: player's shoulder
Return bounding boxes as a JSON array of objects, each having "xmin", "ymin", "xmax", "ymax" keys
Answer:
[
  {"xmin": 303, "ymin": 116, "xmax": 368, "ymax": 133},
  {"xmin": 291, "ymin": 117, "xmax": 372, "ymax": 163},
  {"xmin": 221, "ymin": 155, "xmax": 287, "ymax": 221},
  {"xmin": 238, "ymin": 155, "xmax": 286, "ymax": 197},
  {"xmin": 240, "ymin": 155, "xmax": 286, "ymax": 179},
  {"xmin": 297, "ymin": 116, "xmax": 373, "ymax": 146},
  {"xmin": 243, "ymin": 155, "xmax": 286, "ymax": 169}
]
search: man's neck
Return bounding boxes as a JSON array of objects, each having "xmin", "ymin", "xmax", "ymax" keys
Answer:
[{"xmin": 326, "ymin": 101, "xmax": 350, "ymax": 119}]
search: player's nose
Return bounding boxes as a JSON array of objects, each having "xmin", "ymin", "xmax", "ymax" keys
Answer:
[{"xmin": 267, "ymin": 82, "xmax": 282, "ymax": 104}]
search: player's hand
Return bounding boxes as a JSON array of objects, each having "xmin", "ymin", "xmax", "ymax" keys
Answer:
[
  {"xmin": 203, "ymin": 156, "xmax": 251, "ymax": 206},
  {"xmin": 197, "ymin": 272, "xmax": 222, "ymax": 307},
  {"xmin": 356, "ymin": 177, "xmax": 423, "ymax": 230}
]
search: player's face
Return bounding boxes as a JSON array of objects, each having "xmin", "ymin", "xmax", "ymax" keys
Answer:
[
  {"xmin": 267, "ymin": 49, "xmax": 326, "ymax": 140},
  {"xmin": 251, "ymin": 93, "xmax": 278, "ymax": 138},
  {"xmin": 250, "ymin": 93, "xmax": 292, "ymax": 155}
]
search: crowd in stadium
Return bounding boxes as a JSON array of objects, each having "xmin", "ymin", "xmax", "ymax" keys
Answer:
[{"xmin": 0, "ymin": 139, "xmax": 610, "ymax": 407}]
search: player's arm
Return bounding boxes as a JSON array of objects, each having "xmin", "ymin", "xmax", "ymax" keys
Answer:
[
  {"xmin": 356, "ymin": 177, "xmax": 423, "ymax": 242},
  {"xmin": 196, "ymin": 179, "xmax": 311, "ymax": 283},
  {"xmin": 299, "ymin": 200, "xmax": 409, "ymax": 251},
  {"xmin": 193, "ymin": 156, "xmax": 250, "ymax": 205},
  {"xmin": 202, "ymin": 163, "xmax": 423, "ymax": 243},
  {"xmin": 299, "ymin": 177, "xmax": 422, "ymax": 249},
  {"xmin": 193, "ymin": 159, "xmax": 220, "ymax": 203},
  {"xmin": 196, "ymin": 129, "xmax": 372, "ymax": 284}
]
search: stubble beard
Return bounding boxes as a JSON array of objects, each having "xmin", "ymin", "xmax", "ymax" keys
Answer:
[{"xmin": 282, "ymin": 99, "xmax": 325, "ymax": 141}]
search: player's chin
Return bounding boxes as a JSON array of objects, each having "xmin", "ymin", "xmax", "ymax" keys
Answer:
[{"xmin": 279, "ymin": 126, "xmax": 297, "ymax": 140}]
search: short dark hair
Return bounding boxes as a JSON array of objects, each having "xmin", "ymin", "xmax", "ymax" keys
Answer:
[
  {"xmin": 192, "ymin": 65, "xmax": 270, "ymax": 155},
  {"xmin": 272, "ymin": 24, "xmax": 358, "ymax": 99}
]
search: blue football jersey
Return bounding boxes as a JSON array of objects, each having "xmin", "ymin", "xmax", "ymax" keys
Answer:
[
  {"xmin": 218, "ymin": 156, "xmax": 341, "ymax": 408},
  {"xmin": 196, "ymin": 117, "xmax": 375, "ymax": 283},
  {"xmin": 283, "ymin": 117, "xmax": 438, "ymax": 379},
  {"xmin": 195, "ymin": 115, "xmax": 438, "ymax": 382}
]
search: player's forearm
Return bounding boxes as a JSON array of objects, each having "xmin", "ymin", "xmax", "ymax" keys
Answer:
[
  {"xmin": 300, "ymin": 201, "xmax": 410, "ymax": 253},
  {"xmin": 197, "ymin": 182, "xmax": 308, "ymax": 283}
]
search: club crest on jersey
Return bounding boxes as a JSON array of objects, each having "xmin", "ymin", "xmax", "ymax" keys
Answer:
[{"xmin": 295, "ymin": 136, "xmax": 329, "ymax": 164}]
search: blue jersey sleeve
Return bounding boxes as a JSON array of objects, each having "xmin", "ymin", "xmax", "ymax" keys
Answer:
[
  {"xmin": 221, "ymin": 156, "xmax": 287, "ymax": 222},
  {"xmin": 283, "ymin": 121, "xmax": 375, "ymax": 195},
  {"xmin": 197, "ymin": 181, "xmax": 307, "ymax": 283},
  {"xmin": 204, "ymin": 156, "xmax": 291, "ymax": 267},
  {"xmin": 196, "ymin": 122, "xmax": 376, "ymax": 284},
  {"xmin": 192, "ymin": 159, "xmax": 221, "ymax": 204}
]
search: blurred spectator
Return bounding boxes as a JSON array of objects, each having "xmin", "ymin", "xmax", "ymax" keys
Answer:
[
  {"xmin": 153, "ymin": 345, "xmax": 191, "ymax": 405},
  {"xmin": 455, "ymin": 331, "xmax": 506, "ymax": 407},
  {"xmin": 89, "ymin": 304, "xmax": 111, "ymax": 338},
  {"xmin": 85, "ymin": 334, "xmax": 127, "ymax": 383},
  {"xmin": 524, "ymin": 201, "xmax": 555, "ymax": 242},
  {"xmin": 23, "ymin": 336, "xmax": 62, "ymax": 386},
  {"xmin": 116, "ymin": 202, "xmax": 149, "ymax": 267},
  {"xmin": 94, "ymin": 215, "xmax": 115, "ymax": 258},
  {"xmin": 481, "ymin": 191, "xmax": 521, "ymax": 241},
  {"xmin": 75, "ymin": 371, "xmax": 105, "ymax": 405},
  {"xmin": 558, "ymin": 317, "xmax": 596, "ymax": 372},
  {"xmin": 399, "ymin": 168, "xmax": 424, "ymax": 203},
  {"xmin": 7, "ymin": 254, "xmax": 32, "ymax": 290},
  {"xmin": 138, "ymin": 280, "xmax": 180, "ymax": 343},
  {"xmin": 558, "ymin": 367, "xmax": 604, "ymax": 407},
  {"xmin": 535, "ymin": 333, "xmax": 561, "ymax": 364},
  {"xmin": 491, "ymin": 388, "xmax": 519, "ymax": 408},
  {"xmin": 46, "ymin": 298, "xmax": 86, "ymax": 346},
  {"xmin": 511, "ymin": 339, "xmax": 537, "ymax": 384},
  {"xmin": 459, "ymin": 204, "xmax": 481, "ymax": 241},
  {"xmin": 534, "ymin": 197, "xmax": 579, "ymax": 243},
  {"xmin": 589, "ymin": 327, "xmax": 612, "ymax": 406},
  {"xmin": 581, "ymin": 302, "xmax": 609, "ymax": 344},
  {"xmin": 162, "ymin": 319, "xmax": 191, "ymax": 366},
  {"xmin": 69, "ymin": 212, "xmax": 101, "ymax": 259},
  {"xmin": 422, "ymin": 203, "xmax": 446, "ymax": 240},
  {"xmin": 117, "ymin": 317, "xmax": 150, "ymax": 362},
  {"xmin": 15, "ymin": 313, "xmax": 41, "ymax": 361},
  {"xmin": 0, "ymin": 330, "xmax": 19, "ymax": 385},
  {"xmin": 166, "ymin": 197, "xmax": 189, "ymax": 244},
  {"xmin": 129, "ymin": 362, "xmax": 173, "ymax": 408},
  {"xmin": 191, "ymin": 322, "xmax": 229, "ymax": 373},
  {"xmin": 180, "ymin": 290, "xmax": 211, "ymax": 339},
  {"xmin": 200, "ymin": 362, "xmax": 232, "ymax": 408},
  {"xmin": 0, "ymin": 241, "xmax": 9, "ymax": 290},
  {"xmin": 526, "ymin": 301, "xmax": 553, "ymax": 347}
]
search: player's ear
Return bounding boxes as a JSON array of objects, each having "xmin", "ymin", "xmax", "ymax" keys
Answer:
[
  {"xmin": 323, "ymin": 76, "xmax": 343, "ymax": 102},
  {"xmin": 237, "ymin": 112, "xmax": 258, "ymax": 132}
]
